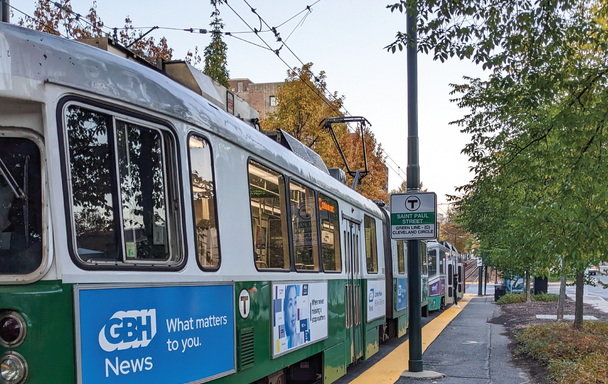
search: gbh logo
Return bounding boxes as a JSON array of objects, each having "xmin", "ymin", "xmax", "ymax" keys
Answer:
[
  {"xmin": 98, "ymin": 309, "xmax": 157, "ymax": 352},
  {"xmin": 368, "ymin": 289, "xmax": 374, "ymax": 303}
]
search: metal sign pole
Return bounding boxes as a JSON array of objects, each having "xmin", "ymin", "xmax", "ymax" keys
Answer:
[
  {"xmin": 406, "ymin": 3, "xmax": 423, "ymax": 373},
  {"xmin": 1, "ymin": 0, "xmax": 9, "ymax": 23}
]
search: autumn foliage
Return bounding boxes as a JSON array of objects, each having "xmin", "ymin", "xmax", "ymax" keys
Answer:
[
  {"xmin": 262, "ymin": 63, "xmax": 388, "ymax": 201},
  {"xmin": 19, "ymin": 0, "xmax": 173, "ymax": 63}
]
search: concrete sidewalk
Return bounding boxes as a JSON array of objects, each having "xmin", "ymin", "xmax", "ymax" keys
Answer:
[{"xmin": 395, "ymin": 297, "xmax": 529, "ymax": 384}]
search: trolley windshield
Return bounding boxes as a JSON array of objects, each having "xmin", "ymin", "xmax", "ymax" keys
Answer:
[{"xmin": 0, "ymin": 138, "xmax": 42, "ymax": 275}]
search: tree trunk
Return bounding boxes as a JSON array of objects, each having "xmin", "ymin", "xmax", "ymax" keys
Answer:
[
  {"xmin": 557, "ymin": 275, "xmax": 567, "ymax": 321},
  {"xmin": 573, "ymin": 272, "xmax": 584, "ymax": 330},
  {"xmin": 525, "ymin": 267, "xmax": 531, "ymax": 303}
]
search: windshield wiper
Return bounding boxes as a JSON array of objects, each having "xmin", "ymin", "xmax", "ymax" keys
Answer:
[{"xmin": 0, "ymin": 158, "xmax": 27, "ymax": 200}]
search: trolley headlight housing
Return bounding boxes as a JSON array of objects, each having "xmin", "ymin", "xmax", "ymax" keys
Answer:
[
  {"xmin": 0, "ymin": 312, "xmax": 26, "ymax": 348},
  {"xmin": 0, "ymin": 352, "xmax": 28, "ymax": 384}
]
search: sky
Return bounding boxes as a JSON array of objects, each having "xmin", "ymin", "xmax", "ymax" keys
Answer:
[{"xmin": 14, "ymin": 0, "xmax": 486, "ymax": 214}]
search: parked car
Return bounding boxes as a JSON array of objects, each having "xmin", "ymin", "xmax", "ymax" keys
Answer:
[{"xmin": 588, "ymin": 265, "xmax": 599, "ymax": 275}]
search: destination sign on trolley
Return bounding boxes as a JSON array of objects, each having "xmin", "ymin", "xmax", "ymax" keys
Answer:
[{"xmin": 390, "ymin": 192, "xmax": 437, "ymax": 240}]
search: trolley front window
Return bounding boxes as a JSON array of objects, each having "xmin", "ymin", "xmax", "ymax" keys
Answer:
[
  {"xmin": 0, "ymin": 138, "xmax": 42, "ymax": 275},
  {"xmin": 64, "ymin": 105, "xmax": 180, "ymax": 266},
  {"xmin": 248, "ymin": 161, "xmax": 290, "ymax": 270},
  {"xmin": 364, "ymin": 215, "xmax": 378, "ymax": 273},
  {"xmin": 188, "ymin": 135, "xmax": 220, "ymax": 270}
]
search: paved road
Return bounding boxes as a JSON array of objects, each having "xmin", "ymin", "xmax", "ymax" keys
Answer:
[{"xmin": 548, "ymin": 266, "xmax": 608, "ymax": 300}]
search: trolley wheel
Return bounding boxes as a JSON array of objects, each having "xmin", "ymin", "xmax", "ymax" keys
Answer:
[
  {"xmin": 440, "ymin": 297, "xmax": 445, "ymax": 310},
  {"xmin": 422, "ymin": 305, "xmax": 430, "ymax": 317}
]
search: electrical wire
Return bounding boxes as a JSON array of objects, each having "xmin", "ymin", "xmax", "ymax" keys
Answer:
[
  {"xmin": 13, "ymin": 0, "xmax": 409, "ymax": 187},
  {"xmin": 225, "ymin": 33, "xmax": 273, "ymax": 51},
  {"xmin": 227, "ymin": 0, "xmax": 409, "ymax": 184},
  {"xmin": 49, "ymin": 1, "xmax": 114, "ymax": 35},
  {"xmin": 240, "ymin": 0, "xmax": 348, "ymax": 116},
  {"xmin": 283, "ymin": 7, "xmax": 310, "ymax": 43},
  {"xmin": 222, "ymin": 0, "xmax": 344, "ymax": 119},
  {"xmin": 275, "ymin": 0, "xmax": 320, "ymax": 28}
]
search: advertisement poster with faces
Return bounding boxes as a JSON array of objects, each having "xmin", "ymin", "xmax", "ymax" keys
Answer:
[{"xmin": 272, "ymin": 282, "xmax": 328, "ymax": 357}]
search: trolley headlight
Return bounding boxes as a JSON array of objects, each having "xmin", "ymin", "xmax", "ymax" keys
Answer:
[
  {"xmin": 0, "ymin": 352, "xmax": 28, "ymax": 384},
  {"xmin": 0, "ymin": 312, "xmax": 26, "ymax": 348}
]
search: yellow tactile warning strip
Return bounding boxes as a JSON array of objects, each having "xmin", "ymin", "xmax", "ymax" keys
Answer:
[{"xmin": 348, "ymin": 293, "xmax": 474, "ymax": 384}]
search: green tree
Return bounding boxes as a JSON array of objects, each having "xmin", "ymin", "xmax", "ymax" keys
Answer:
[
  {"xmin": 387, "ymin": 0, "xmax": 608, "ymax": 327},
  {"xmin": 203, "ymin": 0, "xmax": 229, "ymax": 88},
  {"xmin": 439, "ymin": 206, "xmax": 475, "ymax": 255}
]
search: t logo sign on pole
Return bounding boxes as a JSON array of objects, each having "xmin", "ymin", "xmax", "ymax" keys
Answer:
[{"xmin": 390, "ymin": 192, "xmax": 437, "ymax": 241}]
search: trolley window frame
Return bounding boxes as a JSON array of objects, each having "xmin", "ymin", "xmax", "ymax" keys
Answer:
[
  {"xmin": 318, "ymin": 193, "xmax": 341, "ymax": 273},
  {"xmin": 288, "ymin": 178, "xmax": 321, "ymax": 273},
  {"xmin": 57, "ymin": 97, "xmax": 186, "ymax": 271},
  {"xmin": 187, "ymin": 132, "xmax": 221, "ymax": 272},
  {"xmin": 247, "ymin": 158, "xmax": 293, "ymax": 272},
  {"xmin": 364, "ymin": 214, "xmax": 379, "ymax": 274}
]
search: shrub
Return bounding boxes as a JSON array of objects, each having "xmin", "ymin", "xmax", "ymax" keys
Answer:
[
  {"xmin": 497, "ymin": 293, "xmax": 526, "ymax": 304},
  {"xmin": 496, "ymin": 292, "xmax": 559, "ymax": 305},
  {"xmin": 517, "ymin": 322, "xmax": 608, "ymax": 383},
  {"xmin": 531, "ymin": 293, "xmax": 559, "ymax": 302},
  {"xmin": 549, "ymin": 352, "xmax": 608, "ymax": 383}
]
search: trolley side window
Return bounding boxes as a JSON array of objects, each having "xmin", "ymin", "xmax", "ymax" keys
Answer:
[
  {"xmin": 189, "ymin": 135, "xmax": 220, "ymax": 270},
  {"xmin": 428, "ymin": 249, "xmax": 437, "ymax": 276},
  {"xmin": 319, "ymin": 194, "xmax": 340, "ymax": 272},
  {"xmin": 420, "ymin": 243, "xmax": 428, "ymax": 275},
  {"xmin": 397, "ymin": 240, "xmax": 406, "ymax": 275},
  {"xmin": 65, "ymin": 105, "xmax": 179, "ymax": 265},
  {"xmin": 248, "ymin": 161, "xmax": 290, "ymax": 270},
  {"xmin": 290, "ymin": 180, "xmax": 319, "ymax": 271},
  {"xmin": 0, "ymin": 138, "xmax": 42, "ymax": 275},
  {"xmin": 364, "ymin": 215, "xmax": 378, "ymax": 273}
]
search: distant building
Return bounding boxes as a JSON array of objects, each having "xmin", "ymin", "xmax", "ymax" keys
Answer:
[{"xmin": 228, "ymin": 79, "xmax": 282, "ymax": 119}]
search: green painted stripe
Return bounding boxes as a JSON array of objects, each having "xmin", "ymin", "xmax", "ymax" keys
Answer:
[{"xmin": 390, "ymin": 212, "xmax": 435, "ymax": 225}]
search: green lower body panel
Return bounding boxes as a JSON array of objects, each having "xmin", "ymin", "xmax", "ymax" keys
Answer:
[
  {"xmin": 324, "ymin": 342, "xmax": 346, "ymax": 384},
  {"xmin": 398, "ymin": 314, "xmax": 408, "ymax": 338},
  {"xmin": 0, "ymin": 281, "xmax": 75, "ymax": 384},
  {"xmin": 428, "ymin": 295, "xmax": 442, "ymax": 311},
  {"xmin": 364, "ymin": 327, "xmax": 379, "ymax": 359}
]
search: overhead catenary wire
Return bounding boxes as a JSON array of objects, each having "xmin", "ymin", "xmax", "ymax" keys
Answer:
[
  {"xmin": 226, "ymin": 0, "xmax": 408, "ymax": 185},
  {"xmin": 49, "ymin": 1, "xmax": 115, "ymax": 36},
  {"xmin": 239, "ymin": 0, "xmax": 348, "ymax": 116},
  {"xmin": 16, "ymin": 0, "xmax": 408, "ymax": 188},
  {"xmin": 222, "ymin": 0, "xmax": 344, "ymax": 119}
]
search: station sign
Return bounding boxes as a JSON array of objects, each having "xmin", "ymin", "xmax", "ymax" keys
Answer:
[{"xmin": 390, "ymin": 192, "xmax": 437, "ymax": 240}]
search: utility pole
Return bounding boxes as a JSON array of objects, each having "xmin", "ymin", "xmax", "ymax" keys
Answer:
[
  {"xmin": 405, "ymin": 4, "xmax": 423, "ymax": 373},
  {"xmin": 1, "ymin": 0, "xmax": 10, "ymax": 23},
  {"xmin": 478, "ymin": 261, "xmax": 483, "ymax": 296},
  {"xmin": 484, "ymin": 266, "xmax": 488, "ymax": 295}
]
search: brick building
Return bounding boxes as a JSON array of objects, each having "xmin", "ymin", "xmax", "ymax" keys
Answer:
[{"xmin": 228, "ymin": 79, "xmax": 283, "ymax": 119}]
